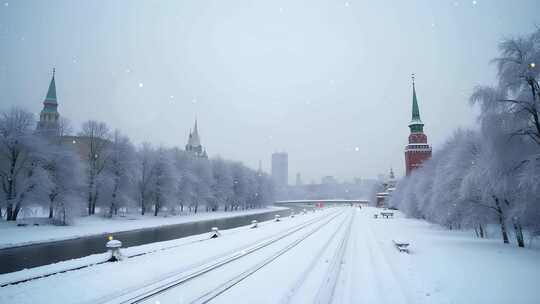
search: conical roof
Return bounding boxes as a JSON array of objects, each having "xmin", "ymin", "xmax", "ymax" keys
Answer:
[
  {"xmin": 44, "ymin": 69, "xmax": 57, "ymax": 104},
  {"xmin": 408, "ymin": 77, "xmax": 424, "ymax": 133},
  {"xmin": 190, "ymin": 119, "xmax": 201, "ymax": 146}
]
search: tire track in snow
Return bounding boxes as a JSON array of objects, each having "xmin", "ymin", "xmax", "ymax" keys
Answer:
[
  {"xmin": 364, "ymin": 213, "xmax": 413, "ymax": 304},
  {"xmin": 188, "ymin": 211, "xmax": 348, "ymax": 304},
  {"xmin": 314, "ymin": 209, "xmax": 355, "ymax": 304},
  {"xmin": 279, "ymin": 211, "xmax": 352, "ymax": 304},
  {"xmin": 96, "ymin": 209, "xmax": 343, "ymax": 304}
]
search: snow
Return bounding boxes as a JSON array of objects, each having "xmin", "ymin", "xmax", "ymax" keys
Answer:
[
  {"xmin": 105, "ymin": 240, "xmax": 122, "ymax": 248},
  {"xmin": 1, "ymin": 207, "xmax": 539, "ymax": 304},
  {"xmin": 0, "ymin": 206, "xmax": 287, "ymax": 249}
]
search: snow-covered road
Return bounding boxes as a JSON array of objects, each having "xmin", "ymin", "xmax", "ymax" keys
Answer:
[{"xmin": 1, "ymin": 206, "xmax": 539, "ymax": 304}]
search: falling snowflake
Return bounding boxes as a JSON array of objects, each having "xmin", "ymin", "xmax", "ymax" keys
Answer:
[
  {"xmin": 125, "ymin": 68, "xmax": 131, "ymax": 73},
  {"xmin": 138, "ymin": 83, "xmax": 143, "ymax": 88},
  {"xmin": 344, "ymin": 2, "xmax": 350, "ymax": 7},
  {"xmin": 191, "ymin": 98, "xmax": 197, "ymax": 104},
  {"xmin": 472, "ymin": 0, "xmax": 477, "ymax": 5},
  {"xmin": 4, "ymin": 2, "xmax": 8, "ymax": 7},
  {"xmin": 354, "ymin": 147, "xmax": 360, "ymax": 152}
]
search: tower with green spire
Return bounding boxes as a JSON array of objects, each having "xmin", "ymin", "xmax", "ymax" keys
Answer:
[
  {"xmin": 36, "ymin": 69, "xmax": 60, "ymax": 137},
  {"xmin": 404, "ymin": 74, "xmax": 432, "ymax": 176},
  {"xmin": 408, "ymin": 76, "xmax": 424, "ymax": 133}
]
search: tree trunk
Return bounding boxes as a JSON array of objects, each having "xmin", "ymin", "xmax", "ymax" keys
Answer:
[
  {"xmin": 110, "ymin": 182, "xmax": 118, "ymax": 218},
  {"xmin": 91, "ymin": 190, "xmax": 98, "ymax": 215},
  {"xmin": 512, "ymin": 217, "xmax": 525, "ymax": 248},
  {"xmin": 87, "ymin": 176, "xmax": 94, "ymax": 216},
  {"xmin": 13, "ymin": 203, "xmax": 21, "ymax": 221},
  {"xmin": 479, "ymin": 224, "xmax": 485, "ymax": 238},
  {"xmin": 140, "ymin": 195, "xmax": 146, "ymax": 215},
  {"xmin": 494, "ymin": 197, "xmax": 509, "ymax": 244},
  {"xmin": 154, "ymin": 194, "xmax": 160, "ymax": 216}
]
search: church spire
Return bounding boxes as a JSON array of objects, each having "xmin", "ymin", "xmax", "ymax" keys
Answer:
[
  {"xmin": 193, "ymin": 119, "xmax": 199, "ymax": 136},
  {"xmin": 185, "ymin": 118, "xmax": 206, "ymax": 158},
  {"xmin": 409, "ymin": 74, "xmax": 424, "ymax": 133},
  {"xmin": 37, "ymin": 68, "xmax": 60, "ymax": 137},
  {"xmin": 45, "ymin": 68, "xmax": 57, "ymax": 105},
  {"xmin": 190, "ymin": 119, "xmax": 200, "ymax": 146}
]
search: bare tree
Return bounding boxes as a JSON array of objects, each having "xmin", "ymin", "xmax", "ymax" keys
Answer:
[
  {"xmin": 106, "ymin": 130, "xmax": 135, "ymax": 217},
  {"xmin": 79, "ymin": 120, "xmax": 110, "ymax": 215}
]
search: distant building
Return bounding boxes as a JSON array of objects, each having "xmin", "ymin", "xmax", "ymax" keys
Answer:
[
  {"xmin": 404, "ymin": 75, "xmax": 432, "ymax": 175},
  {"xmin": 376, "ymin": 168, "xmax": 398, "ymax": 207},
  {"xmin": 271, "ymin": 152, "xmax": 288, "ymax": 187},
  {"xmin": 295, "ymin": 172, "xmax": 303, "ymax": 186},
  {"xmin": 321, "ymin": 176, "xmax": 337, "ymax": 185},
  {"xmin": 36, "ymin": 69, "xmax": 60, "ymax": 137},
  {"xmin": 185, "ymin": 119, "xmax": 208, "ymax": 158}
]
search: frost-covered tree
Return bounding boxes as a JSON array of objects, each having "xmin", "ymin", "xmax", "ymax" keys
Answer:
[
  {"xmin": 0, "ymin": 108, "xmax": 53, "ymax": 221},
  {"xmin": 43, "ymin": 142, "xmax": 84, "ymax": 224},
  {"xmin": 392, "ymin": 28, "xmax": 540, "ymax": 247},
  {"xmin": 104, "ymin": 130, "xmax": 136, "ymax": 217},
  {"xmin": 79, "ymin": 120, "xmax": 110, "ymax": 215},
  {"xmin": 135, "ymin": 143, "xmax": 155, "ymax": 215},
  {"xmin": 190, "ymin": 157, "xmax": 213, "ymax": 213},
  {"xmin": 210, "ymin": 157, "xmax": 233, "ymax": 211},
  {"xmin": 148, "ymin": 148, "xmax": 176, "ymax": 216}
]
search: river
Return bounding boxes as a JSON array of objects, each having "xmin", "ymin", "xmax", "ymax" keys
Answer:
[{"xmin": 0, "ymin": 205, "xmax": 307, "ymax": 275}]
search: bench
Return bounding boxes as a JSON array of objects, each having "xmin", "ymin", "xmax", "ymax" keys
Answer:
[
  {"xmin": 393, "ymin": 240, "xmax": 410, "ymax": 253},
  {"xmin": 380, "ymin": 212, "xmax": 394, "ymax": 219}
]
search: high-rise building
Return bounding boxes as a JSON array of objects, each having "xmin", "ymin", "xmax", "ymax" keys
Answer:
[
  {"xmin": 295, "ymin": 172, "xmax": 303, "ymax": 186},
  {"xmin": 36, "ymin": 69, "xmax": 60, "ymax": 137},
  {"xmin": 185, "ymin": 119, "xmax": 208, "ymax": 158},
  {"xmin": 271, "ymin": 152, "xmax": 288, "ymax": 187},
  {"xmin": 404, "ymin": 75, "xmax": 432, "ymax": 175}
]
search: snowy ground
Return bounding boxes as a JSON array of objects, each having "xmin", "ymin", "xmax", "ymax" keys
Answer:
[
  {"xmin": 1, "ymin": 207, "xmax": 539, "ymax": 304},
  {"xmin": 0, "ymin": 206, "xmax": 286, "ymax": 249}
]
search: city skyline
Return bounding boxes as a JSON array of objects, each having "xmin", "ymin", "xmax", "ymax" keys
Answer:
[{"xmin": 1, "ymin": 0, "xmax": 539, "ymax": 182}]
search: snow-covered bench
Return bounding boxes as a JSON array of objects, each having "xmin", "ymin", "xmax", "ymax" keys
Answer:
[
  {"xmin": 380, "ymin": 212, "xmax": 394, "ymax": 219},
  {"xmin": 393, "ymin": 240, "xmax": 410, "ymax": 253}
]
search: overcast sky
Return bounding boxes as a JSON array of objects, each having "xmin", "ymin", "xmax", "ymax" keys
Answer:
[{"xmin": 1, "ymin": 0, "xmax": 539, "ymax": 183}]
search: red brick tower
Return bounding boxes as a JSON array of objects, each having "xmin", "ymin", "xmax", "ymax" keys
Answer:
[{"xmin": 405, "ymin": 75, "xmax": 432, "ymax": 175}]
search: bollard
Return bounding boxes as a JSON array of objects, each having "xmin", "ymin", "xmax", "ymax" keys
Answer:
[
  {"xmin": 210, "ymin": 227, "xmax": 221, "ymax": 238},
  {"xmin": 303, "ymin": 208, "xmax": 307, "ymax": 214},
  {"xmin": 290, "ymin": 212, "xmax": 295, "ymax": 218},
  {"xmin": 106, "ymin": 236, "xmax": 123, "ymax": 262},
  {"xmin": 251, "ymin": 220, "xmax": 258, "ymax": 228},
  {"xmin": 275, "ymin": 214, "xmax": 281, "ymax": 222}
]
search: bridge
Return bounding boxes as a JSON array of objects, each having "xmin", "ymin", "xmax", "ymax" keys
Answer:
[{"xmin": 275, "ymin": 199, "xmax": 370, "ymax": 206}]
